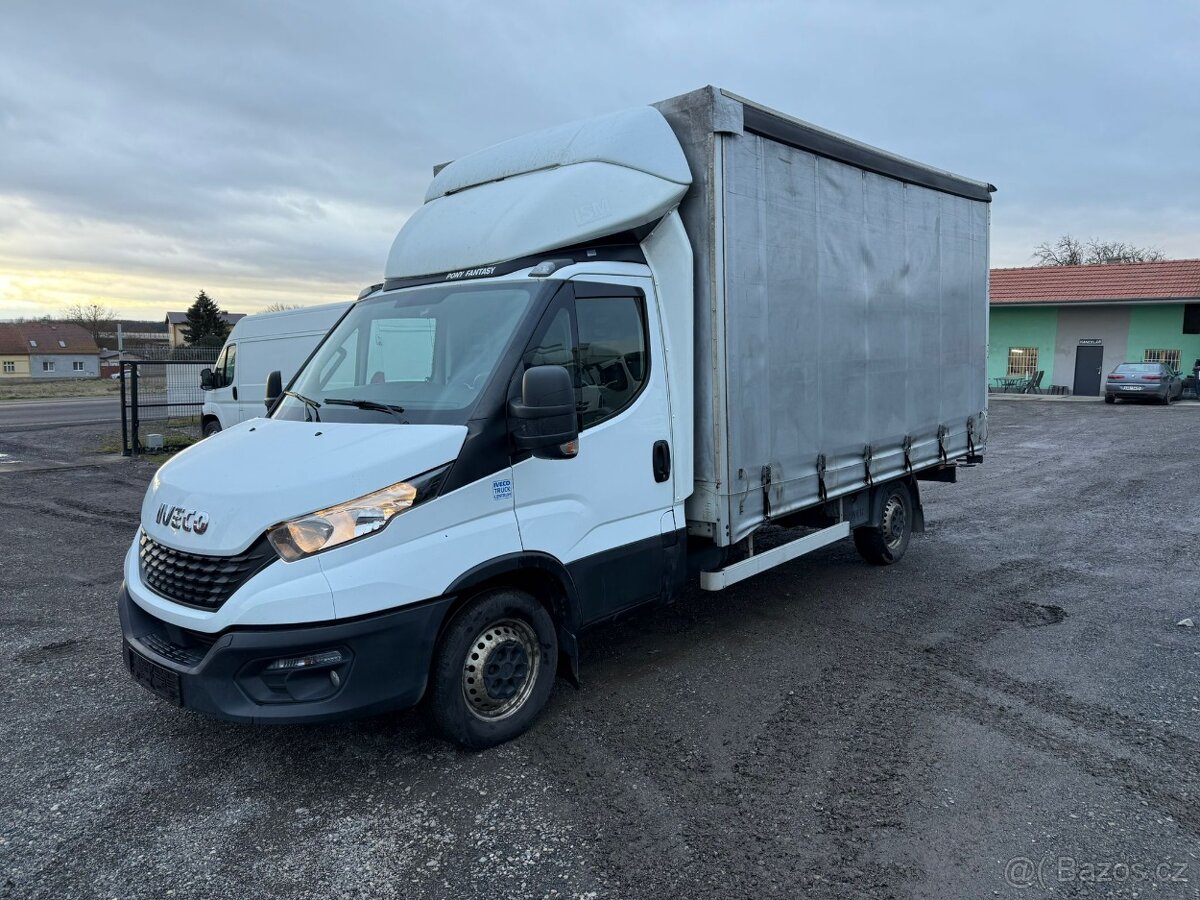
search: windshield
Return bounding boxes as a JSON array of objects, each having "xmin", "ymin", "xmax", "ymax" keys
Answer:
[
  {"xmin": 1113, "ymin": 364, "xmax": 1161, "ymax": 375},
  {"xmin": 274, "ymin": 282, "xmax": 539, "ymax": 425}
]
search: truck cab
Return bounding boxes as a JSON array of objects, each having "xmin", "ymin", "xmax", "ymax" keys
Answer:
[{"xmin": 122, "ymin": 104, "xmax": 697, "ymax": 748}]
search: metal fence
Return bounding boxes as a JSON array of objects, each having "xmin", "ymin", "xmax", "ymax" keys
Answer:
[{"xmin": 119, "ymin": 351, "xmax": 218, "ymax": 456}]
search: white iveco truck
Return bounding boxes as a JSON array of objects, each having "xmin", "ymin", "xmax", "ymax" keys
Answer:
[{"xmin": 121, "ymin": 87, "xmax": 993, "ymax": 748}]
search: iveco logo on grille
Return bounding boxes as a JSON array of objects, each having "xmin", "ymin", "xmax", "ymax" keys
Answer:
[{"xmin": 156, "ymin": 504, "xmax": 210, "ymax": 535}]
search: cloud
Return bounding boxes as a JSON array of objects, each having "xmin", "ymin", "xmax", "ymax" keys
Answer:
[{"xmin": 1, "ymin": 0, "xmax": 1198, "ymax": 317}]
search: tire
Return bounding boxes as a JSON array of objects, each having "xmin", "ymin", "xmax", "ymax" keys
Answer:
[
  {"xmin": 853, "ymin": 481, "xmax": 913, "ymax": 566},
  {"xmin": 1104, "ymin": 395, "xmax": 1115, "ymax": 404},
  {"xmin": 1161, "ymin": 392, "xmax": 1172, "ymax": 406},
  {"xmin": 202, "ymin": 419, "xmax": 222, "ymax": 437},
  {"xmin": 428, "ymin": 588, "xmax": 557, "ymax": 749}
]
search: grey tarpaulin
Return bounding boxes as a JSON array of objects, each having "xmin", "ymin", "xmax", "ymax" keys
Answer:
[{"xmin": 656, "ymin": 87, "xmax": 991, "ymax": 546}]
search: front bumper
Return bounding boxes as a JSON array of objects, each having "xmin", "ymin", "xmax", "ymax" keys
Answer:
[{"xmin": 119, "ymin": 585, "xmax": 453, "ymax": 724}]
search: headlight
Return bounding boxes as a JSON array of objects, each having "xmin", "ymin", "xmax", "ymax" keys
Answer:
[{"xmin": 267, "ymin": 466, "xmax": 448, "ymax": 562}]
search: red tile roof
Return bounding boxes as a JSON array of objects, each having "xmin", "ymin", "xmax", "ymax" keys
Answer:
[
  {"xmin": 991, "ymin": 259, "xmax": 1200, "ymax": 305},
  {"xmin": 0, "ymin": 323, "xmax": 99, "ymax": 355}
]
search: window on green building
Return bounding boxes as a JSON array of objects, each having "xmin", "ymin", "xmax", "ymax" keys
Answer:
[
  {"xmin": 1007, "ymin": 347, "xmax": 1038, "ymax": 377},
  {"xmin": 1144, "ymin": 349, "xmax": 1181, "ymax": 371},
  {"xmin": 1184, "ymin": 304, "xmax": 1200, "ymax": 334}
]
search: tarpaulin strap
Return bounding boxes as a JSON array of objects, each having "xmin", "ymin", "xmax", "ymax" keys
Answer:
[
  {"xmin": 937, "ymin": 425, "xmax": 949, "ymax": 465},
  {"xmin": 863, "ymin": 444, "xmax": 874, "ymax": 487},
  {"xmin": 816, "ymin": 454, "xmax": 828, "ymax": 503},
  {"xmin": 902, "ymin": 435, "xmax": 913, "ymax": 473},
  {"xmin": 966, "ymin": 416, "xmax": 977, "ymax": 458},
  {"xmin": 761, "ymin": 465, "xmax": 773, "ymax": 521}
]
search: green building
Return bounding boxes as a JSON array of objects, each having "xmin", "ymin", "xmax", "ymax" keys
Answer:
[{"xmin": 989, "ymin": 260, "xmax": 1200, "ymax": 395}]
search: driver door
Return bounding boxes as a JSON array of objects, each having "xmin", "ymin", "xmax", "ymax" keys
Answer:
[
  {"xmin": 208, "ymin": 343, "xmax": 238, "ymax": 428},
  {"xmin": 510, "ymin": 278, "xmax": 678, "ymax": 626}
]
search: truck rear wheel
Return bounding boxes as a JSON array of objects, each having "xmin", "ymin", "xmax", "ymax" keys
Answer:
[
  {"xmin": 853, "ymin": 481, "xmax": 912, "ymax": 566},
  {"xmin": 428, "ymin": 588, "xmax": 557, "ymax": 749}
]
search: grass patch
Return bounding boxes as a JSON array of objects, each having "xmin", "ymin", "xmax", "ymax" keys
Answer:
[
  {"xmin": 97, "ymin": 418, "xmax": 202, "ymax": 456},
  {"xmin": 0, "ymin": 379, "xmax": 121, "ymax": 401}
]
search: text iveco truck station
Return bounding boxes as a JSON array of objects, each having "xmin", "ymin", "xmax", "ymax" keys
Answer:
[{"xmin": 120, "ymin": 87, "xmax": 993, "ymax": 747}]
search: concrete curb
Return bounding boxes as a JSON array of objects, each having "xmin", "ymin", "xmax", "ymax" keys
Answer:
[
  {"xmin": 990, "ymin": 393, "xmax": 1200, "ymax": 405},
  {"xmin": 989, "ymin": 394, "xmax": 1100, "ymax": 402}
]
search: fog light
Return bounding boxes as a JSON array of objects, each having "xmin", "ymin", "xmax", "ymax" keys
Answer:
[{"xmin": 265, "ymin": 649, "xmax": 345, "ymax": 671}]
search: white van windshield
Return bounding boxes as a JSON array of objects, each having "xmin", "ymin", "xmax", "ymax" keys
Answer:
[{"xmin": 274, "ymin": 283, "xmax": 536, "ymax": 426}]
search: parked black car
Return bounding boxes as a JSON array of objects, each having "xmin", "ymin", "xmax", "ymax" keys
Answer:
[{"xmin": 1104, "ymin": 362, "xmax": 1184, "ymax": 404}]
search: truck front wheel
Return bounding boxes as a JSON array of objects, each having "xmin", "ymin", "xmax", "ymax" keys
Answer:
[
  {"xmin": 428, "ymin": 588, "xmax": 558, "ymax": 749},
  {"xmin": 853, "ymin": 481, "xmax": 913, "ymax": 566}
]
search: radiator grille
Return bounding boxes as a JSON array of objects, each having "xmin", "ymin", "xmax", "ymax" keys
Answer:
[{"xmin": 139, "ymin": 532, "xmax": 276, "ymax": 610}]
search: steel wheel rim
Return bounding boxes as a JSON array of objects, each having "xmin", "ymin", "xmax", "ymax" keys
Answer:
[
  {"xmin": 462, "ymin": 618, "xmax": 540, "ymax": 721},
  {"xmin": 881, "ymin": 493, "xmax": 907, "ymax": 550}
]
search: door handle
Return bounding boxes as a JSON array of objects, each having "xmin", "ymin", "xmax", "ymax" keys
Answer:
[
  {"xmin": 652, "ymin": 440, "xmax": 671, "ymax": 483},
  {"xmin": 232, "ymin": 386, "xmax": 238, "ymax": 401}
]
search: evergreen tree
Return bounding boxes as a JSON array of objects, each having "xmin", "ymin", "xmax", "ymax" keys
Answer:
[{"xmin": 182, "ymin": 290, "xmax": 230, "ymax": 346}]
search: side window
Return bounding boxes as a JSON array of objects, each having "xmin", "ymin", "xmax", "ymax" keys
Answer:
[
  {"xmin": 212, "ymin": 347, "xmax": 228, "ymax": 387},
  {"xmin": 523, "ymin": 307, "xmax": 576, "ymax": 372},
  {"xmin": 222, "ymin": 343, "xmax": 237, "ymax": 387},
  {"xmin": 576, "ymin": 295, "xmax": 648, "ymax": 429}
]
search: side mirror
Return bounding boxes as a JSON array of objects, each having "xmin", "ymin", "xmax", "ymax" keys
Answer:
[
  {"xmin": 200, "ymin": 368, "xmax": 214, "ymax": 390},
  {"xmin": 509, "ymin": 365, "xmax": 579, "ymax": 459},
  {"xmin": 265, "ymin": 370, "xmax": 282, "ymax": 411}
]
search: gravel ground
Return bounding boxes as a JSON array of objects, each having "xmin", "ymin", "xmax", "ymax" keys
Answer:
[{"xmin": 1, "ymin": 400, "xmax": 1198, "ymax": 900}]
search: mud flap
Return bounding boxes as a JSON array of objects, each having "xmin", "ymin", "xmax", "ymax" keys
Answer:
[{"xmin": 558, "ymin": 626, "xmax": 581, "ymax": 688}]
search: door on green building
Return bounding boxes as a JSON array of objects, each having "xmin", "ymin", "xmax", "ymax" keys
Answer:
[{"xmin": 1073, "ymin": 345, "xmax": 1104, "ymax": 396}]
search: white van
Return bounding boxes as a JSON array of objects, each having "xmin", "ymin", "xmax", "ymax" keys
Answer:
[{"xmin": 201, "ymin": 303, "xmax": 350, "ymax": 435}]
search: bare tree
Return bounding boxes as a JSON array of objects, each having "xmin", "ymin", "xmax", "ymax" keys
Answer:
[
  {"xmin": 262, "ymin": 302, "xmax": 305, "ymax": 312},
  {"xmin": 1085, "ymin": 240, "xmax": 1165, "ymax": 264},
  {"xmin": 1033, "ymin": 234, "xmax": 1166, "ymax": 266},
  {"xmin": 63, "ymin": 302, "xmax": 116, "ymax": 344}
]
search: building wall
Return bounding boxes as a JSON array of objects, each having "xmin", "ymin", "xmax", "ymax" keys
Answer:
[
  {"xmin": 0, "ymin": 356, "xmax": 32, "ymax": 378},
  {"xmin": 28, "ymin": 354, "xmax": 100, "ymax": 378},
  {"xmin": 988, "ymin": 306, "xmax": 1058, "ymax": 384},
  {"xmin": 1052, "ymin": 306, "xmax": 1130, "ymax": 392},
  {"xmin": 989, "ymin": 302, "xmax": 1200, "ymax": 393},
  {"xmin": 1126, "ymin": 305, "xmax": 1200, "ymax": 373}
]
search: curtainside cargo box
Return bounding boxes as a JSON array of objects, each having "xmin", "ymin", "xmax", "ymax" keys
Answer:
[{"xmin": 656, "ymin": 87, "xmax": 992, "ymax": 547}]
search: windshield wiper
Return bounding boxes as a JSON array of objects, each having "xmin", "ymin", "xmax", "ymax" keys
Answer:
[
  {"xmin": 324, "ymin": 398, "xmax": 408, "ymax": 423},
  {"xmin": 282, "ymin": 390, "xmax": 322, "ymax": 422}
]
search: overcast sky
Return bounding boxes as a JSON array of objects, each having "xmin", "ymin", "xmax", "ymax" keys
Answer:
[{"xmin": 1, "ymin": 0, "xmax": 1197, "ymax": 319}]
